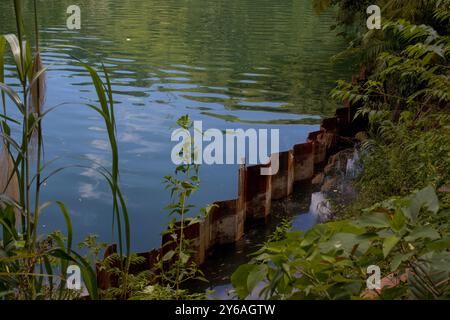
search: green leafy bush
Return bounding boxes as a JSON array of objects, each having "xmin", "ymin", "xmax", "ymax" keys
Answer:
[
  {"xmin": 232, "ymin": 187, "xmax": 450, "ymax": 300},
  {"xmin": 351, "ymin": 111, "xmax": 450, "ymax": 210}
]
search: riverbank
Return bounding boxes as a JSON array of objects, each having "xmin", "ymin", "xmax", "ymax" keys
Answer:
[
  {"xmin": 1, "ymin": 0, "xmax": 448, "ymax": 301},
  {"xmin": 229, "ymin": 1, "xmax": 450, "ymax": 300}
]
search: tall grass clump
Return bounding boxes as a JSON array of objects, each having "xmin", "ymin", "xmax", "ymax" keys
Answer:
[
  {"xmin": 1, "ymin": 0, "xmax": 201, "ymax": 300},
  {"xmin": 0, "ymin": 0, "xmax": 131, "ymax": 300},
  {"xmin": 230, "ymin": 0, "xmax": 450, "ymax": 301},
  {"xmin": 0, "ymin": 0, "xmax": 98, "ymax": 299}
]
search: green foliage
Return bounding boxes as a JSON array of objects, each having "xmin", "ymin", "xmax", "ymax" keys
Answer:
[
  {"xmin": 232, "ymin": 187, "xmax": 450, "ymax": 300},
  {"xmin": 351, "ymin": 111, "xmax": 450, "ymax": 210},
  {"xmin": 329, "ymin": 17, "xmax": 449, "ymax": 214},
  {"xmin": 268, "ymin": 0, "xmax": 450, "ymax": 302},
  {"xmin": 97, "ymin": 253, "xmax": 153, "ymax": 300},
  {"xmin": 313, "ymin": 0, "xmax": 450, "ymax": 33},
  {"xmin": 78, "ymin": 235, "xmax": 108, "ymax": 266},
  {"xmin": 153, "ymin": 115, "xmax": 209, "ymax": 300},
  {"xmin": 267, "ymin": 218, "xmax": 292, "ymax": 243},
  {"xmin": 79, "ymin": 62, "xmax": 133, "ymax": 299},
  {"xmin": 232, "ymin": 0, "xmax": 450, "ymax": 301},
  {"xmin": 131, "ymin": 284, "xmax": 207, "ymax": 300},
  {"xmin": 0, "ymin": 0, "xmax": 97, "ymax": 300},
  {"xmin": 315, "ymin": 0, "xmax": 450, "ymax": 64},
  {"xmin": 0, "ymin": 0, "xmax": 130, "ymax": 300},
  {"xmin": 331, "ymin": 20, "xmax": 449, "ymax": 115}
]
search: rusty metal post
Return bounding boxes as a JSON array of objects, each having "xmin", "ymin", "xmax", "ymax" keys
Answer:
[
  {"xmin": 293, "ymin": 142, "xmax": 314, "ymax": 183},
  {"xmin": 244, "ymin": 163, "xmax": 272, "ymax": 220},
  {"xmin": 307, "ymin": 130, "xmax": 326, "ymax": 164},
  {"xmin": 271, "ymin": 150, "xmax": 294, "ymax": 200},
  {"xmin": 209, "ymin": 199, "xmax": 240, "ymax": 245}
]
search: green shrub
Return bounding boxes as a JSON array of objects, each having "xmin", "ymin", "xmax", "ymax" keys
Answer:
[{"xmin": 232, "ymin": 186, "xmax": 450, "ymax": 300}]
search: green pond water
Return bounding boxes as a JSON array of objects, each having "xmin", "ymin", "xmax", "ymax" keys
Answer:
[{"xmin": 0, "ymin": 0, "xmax": 351, "ymax": 253}]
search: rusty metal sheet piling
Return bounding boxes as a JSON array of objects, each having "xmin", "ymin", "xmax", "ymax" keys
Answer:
[
  {"xmin": 98, "ymin": 104, "xmax": 367, "ymax": 281},
  {"xmin": 321, "ymin": 117, "xmax": 338, "ymax": 133},
  {"xmin": 237, "ymin": 164, "xmax": 246, "ymax": 232},
  {"xmin": 293, "ymin": 142, "xmax": 314, "ymax": 183},
  {"xmin": 209, "ymin": 199, "xmax": 242, "ymax": 246},
  {"xmin": 205, "ymin": 164, "xmax": 247, "ymax": 249},
  {"xmin": 244, "ymin": 163, "xmax": 272, "ymax": 220},
  {"xmin": 270, "ymin": 150, "xmax": 294, "ymax": 200},
  {"xmin": 307, "ymin": 130, "xmax": 327, "ymax": 164}
]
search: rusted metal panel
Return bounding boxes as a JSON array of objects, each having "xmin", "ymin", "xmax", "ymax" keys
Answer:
[
  {"xmin": 200, "ymin": 213, "xmax": 212, "ymax": 253},
  {"xmin": 321, "ymin": 116, "xmax": 338, "ymax": 133},
  {"xmin": 97, "ymin": 113, "xmax": 366, "ymax": 280},
  {"xmin": 209, "ymin": 199, "xmax": 239, "ymax": 245},
  {"xmin": 307, "ymin": 130, "xmax": 324, "ymax": 142},
  {"xmin": 236, "ymin": 164, "xmax": 246, "ymax": 240},
  {"xmin": 271, "ymin": 150, "xmax": 294, "ymax": 200},
  {"xmin": 307, "ymin": 131, "xmax": 327, "ymax": 164},
  {"xmin": 293, "ymin": 142, "xmax": 314, "ymax": 182},
  {"xmin": 244, "ymin": 163, "xmax": 272, "ymax": 220}
]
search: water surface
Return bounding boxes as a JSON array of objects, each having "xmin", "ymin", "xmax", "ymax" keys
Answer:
[{"xmin": 0, "ymin": 0, "xmax": 351, "ymax": 251}]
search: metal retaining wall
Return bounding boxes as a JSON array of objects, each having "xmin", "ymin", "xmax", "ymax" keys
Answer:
[{"xmin": 97, "ymin": 103, "xmax": 368, "ymax": 288}]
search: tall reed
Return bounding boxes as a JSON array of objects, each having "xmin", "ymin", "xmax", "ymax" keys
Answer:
[
  {"xmin": 1, "ymin": 0, "xmax": 139, "ymax": 300},
  {"xmin": 79, "ymin": 61, "xmax": 132, "ymax": 299},
  {"xmin": 0, "ymin": 0, "xmax": 101, "ymax": 299}
]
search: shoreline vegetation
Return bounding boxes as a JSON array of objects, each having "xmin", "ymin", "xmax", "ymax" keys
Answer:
[
  {"xmin": 1, "ymin": 0, "xmax": 449, "ymax": 300},
  {"xmin": 231, "ymin": 0, "xmax": 450, "ymax": 299}
]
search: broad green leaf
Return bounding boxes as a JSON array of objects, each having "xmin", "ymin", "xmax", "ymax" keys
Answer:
[
  {"xmin": 319, "ymin": 233, "xmax": 361, "ymax": 254},
  {"xmin": 162, "ymin": 250, "xmax": 175, "ymax": 262},
  {"xmin": 414, "ymin": 186, "xmax": 439, "ymax": 214},
  {"xmin": 179, "ymin": 251, "xmax": 190, "ymax": 264},
  {"xmin": 383, "ymin": 235, "xmax": 400, "ymax": 257},
  {"xmin": 420, "ymin": 252, "xmax": 450, "ymax": 272},
  {"xmin": 403, "ymin": 186, "xmax": 439, "ymax": 222},
  {"xmin": 405, "ymin": 226, "xmax": 440, "ymax": 242},
  {"xmin": 390, "ymin": 252, "xmax": 415, "ymax": 271},
  {"xmin": 425, "ymin": 237, "xmax": 450, "ymax": 251},
  {"xmin": 247, "ymin": 264, "xmax": 267, "ymax": 293},
  {"xmin": 357, "ymin": 212, "xmax": 390, "ymax": 228},
  {"xmin": 231, "ymin": 264, "xmax": 257, "ymax": 299},
  {"xmin": 390, "ymin": 209, "xmax": 406, "ymax": 232},
  {"xmin": 377, "ymin": 229, "xmax": 394, "ymax": 238}
]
